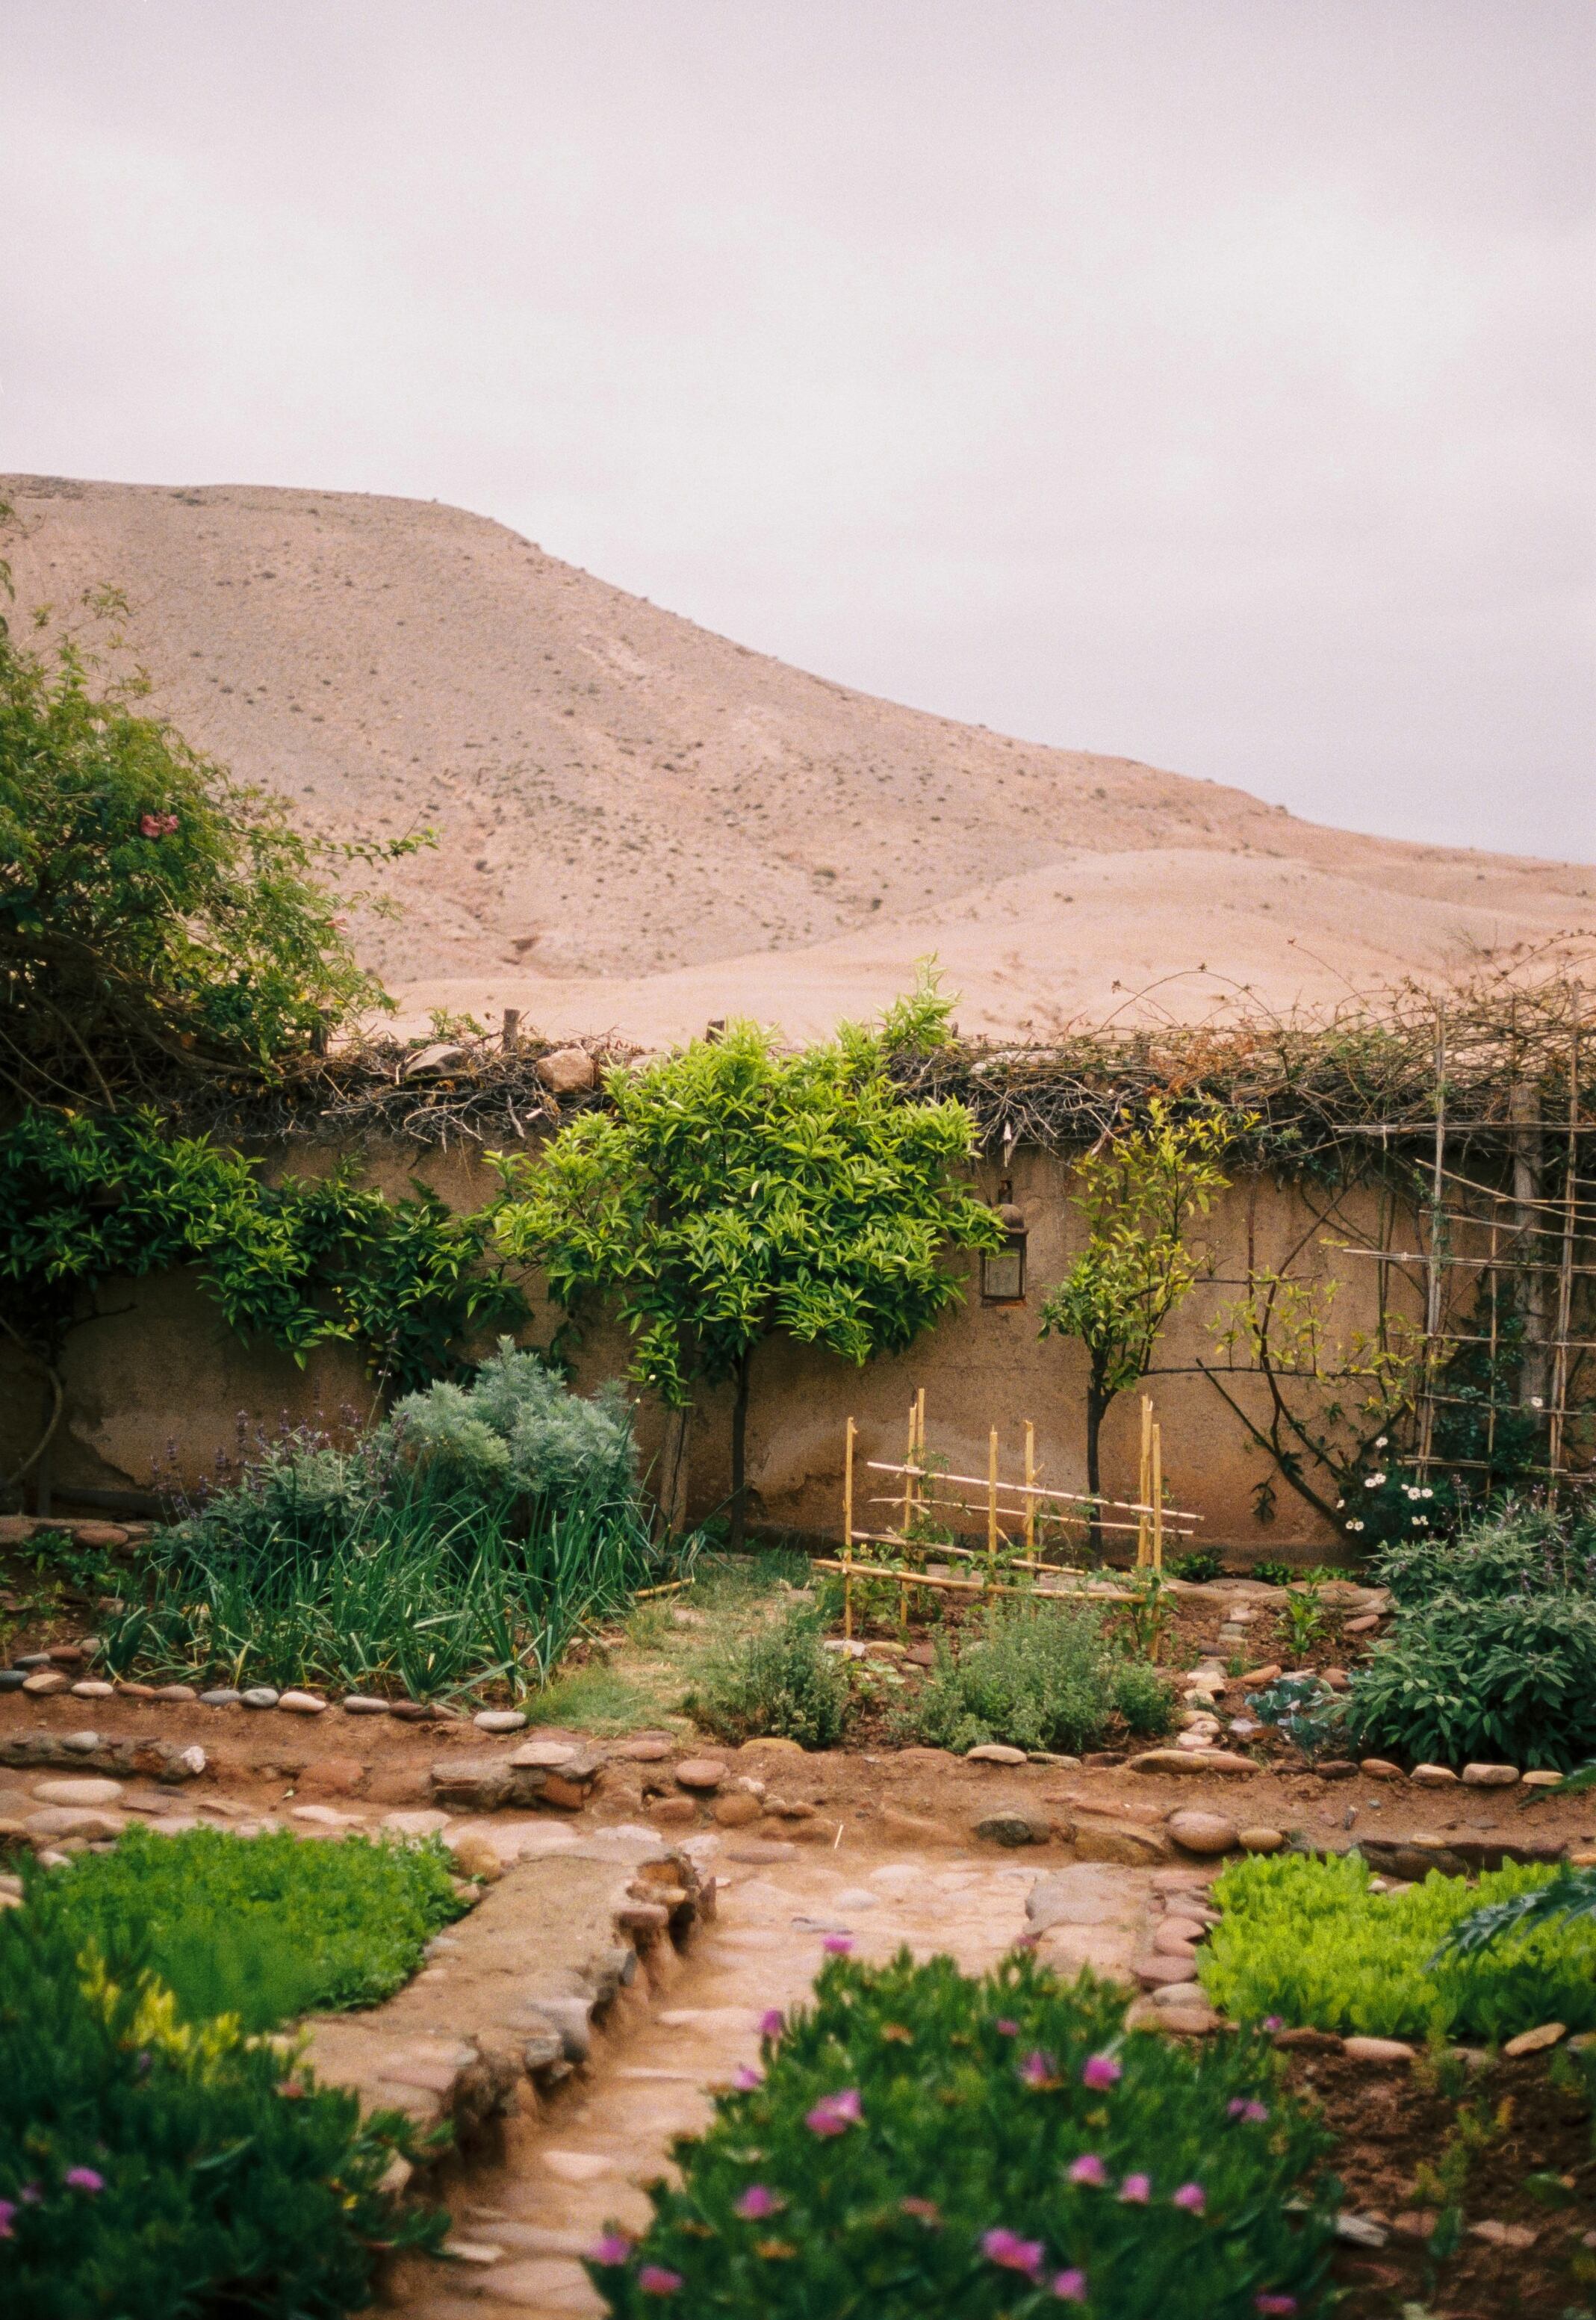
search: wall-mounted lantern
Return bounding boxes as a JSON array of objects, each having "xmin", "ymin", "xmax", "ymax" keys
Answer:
[{"xmin": 981, "ymin": 1178, "xmax": 1028, "ymax": 1304}]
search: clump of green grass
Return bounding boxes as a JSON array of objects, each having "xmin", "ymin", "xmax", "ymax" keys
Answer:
[
  {"xmin": 687, "ymin": 1604, "xmax": 851, "ymax": 1749},
  {"xmin": 1200, "ymin": 1850, "xmax": 1596, "ymax": 2043},
  {"xmin": 24, "ymin": 1824, "xmax": 467, "ymax": 2033},
  {"xmin": 900, "ymin": 1599, "xmax": 1176, "ymax": 1756}
]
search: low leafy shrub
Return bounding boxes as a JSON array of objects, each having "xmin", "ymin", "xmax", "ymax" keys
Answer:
[
  {"xmin": 1371, "ymin": 1499, "xmax": 1596, "ymax": 1609},
  {"xmin": 1246, "ymin": 1673, "xmax": 1345, "ymax": 1761},
  {"xmin": 902, "ymin": 1601, "xmax": 1176, "ymax": 1756},
  {"xmin": 1336, "ymin": 1462, "xmax": 1456, "ymax": 1553},
  {"xmin": 587, "ymin": 1950, "xmax": 1336, "ymax": 2318},
  {"xmin": 1249, "ymin": 1560, "xmax": 1294, "ymax": 1588},
  {"xmin": 689, "ymin": 1606, "xmax": 851, "ymax": 1749},
  {"xmin": 24, "ymin": 1824, "xmax": 466, "ymax": 2032},
  {"xmin": 0, "ymin": 1906, "xmax": 441, "ymax": 2320},
  {"xmin": 1169, "ymin": 1550, "xmax": 1226, "ymax": 1584},
  {"xmin": 100, "ymin": 1347, "xmax": 666, "ymax": 1699},
  {"xmin": 1199, "ymin": 1852, "xmax": 1596, "ymax": 2042},
  {"xmin": 1343, "ymin": 1589, "xmax": 1596, "ymax": 1770}
]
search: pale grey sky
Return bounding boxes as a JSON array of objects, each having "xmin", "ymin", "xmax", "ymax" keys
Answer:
[{"xmin": 4, "ymin": 0, "xmax": 1592, "ymax": 856}]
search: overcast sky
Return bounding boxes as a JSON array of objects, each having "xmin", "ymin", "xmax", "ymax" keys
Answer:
[{"xmin": 4, "ymin": 1, "xmax": 1592, "ymax": 857}]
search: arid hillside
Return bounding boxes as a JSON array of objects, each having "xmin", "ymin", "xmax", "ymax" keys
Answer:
[{"xmin": 5, "ymin": 474, "xmax": 1590, "ymax": 1043}]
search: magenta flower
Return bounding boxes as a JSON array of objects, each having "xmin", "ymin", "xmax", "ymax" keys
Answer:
[
  {"xmin": 1019, "ymin": 2048, "xmax": 1058, "ymax": 2088},
  {"xmin": 982, "ymin": 2227, "xmax": 1045, "ymax": 2277},
  {"xmin": 1052, "ymin": 2271, "xmax": 1089, "ymax": 2304},
  {"xmin": 806, "ymin": 2088, "xmax": 863, "ymax": 2136},
  {"xmin": 758, "ymin": 2009, "xmax": 786, "ymax": 2037},
  {"xmin": 1229, "ymin": 2097, "xmax": 1270, "ymax": 2124},
  {"xmin": 1081, "ymin": 2053, "xmax": 1122, "ymax": 2091},
  {"xmin": 638, "ymin": 2264, "xmax": 683, "ymax": 2294},
  {"xmin": 64, "ymin": 2168, "xmax": 104, "ymax": 2195},
  {"xmin": 1066, "ymin": 2153, "xmax": 1107, "ymax": 2187},
  {"xmin": 588, "ymin": 2233, "xmax": 633, "ymax": 2266},
  {"xmin": 822, "ymin": 1933, "xmax": 853, "ymax": 1955},
  {"xmin": 995, "ymin": 2017, "xmax": 1020, "ymax": 2035},
  {"xmin": 1255, "ymin": 2301, "xmax": 1299, "ymax": 2317},
  {"xmin": 18, "ymin": 2183, "xmax": 40, "ymax": 2205},
  {"xmin": 732, "ymin": 2065, "xmax": 762, "ymax": 2091},
  {"xmin": 734, "ymin": 2186, "xmax": 784, "ymax": 2220},
  {"xmin": 0, "ymin": 2202, "xmax": 15, "ymax": 2240},
  {"xmin": 1172, "ymin": 2182, "xmax": 1205, "ymax": 2213},
  {"xmin": 1119, "ymin": 2174, "xmax": 1151, "ymax": 2204},
  {"xmin": 1262, "ymin": 2015, "xmax": 1284, "ymax": 2032}
]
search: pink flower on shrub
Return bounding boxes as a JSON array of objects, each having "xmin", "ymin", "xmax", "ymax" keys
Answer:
[
  {"xmin": 1119, "ymin": 2173, "xmax": 1151, "ymax": 2204},
  {"xmin": 731, "ymin": 2065, "xmax": 762, "ymax": 2091},
  {"xmin": 638, "ymin": 2265, "xmax": 683, "ymax": 2294},
  {"xmin": 806, "ymin": 2088, "xmax": 863, "ymax": 2136},
  {"xmin": 1262, "ymin": 2016, "xmax": 1284, "ymax": 2032},
  {"xmin": 588, "ymin": 2233, "xmax": 632, "ymax": 2265},
  {"xmin": 995, "ymin": 2017, "xmax": 1020, "ymax": 2035},
  {"xmin": 139, "ymin": 812, "xmax": 180, "ymax": 838},
  {"xmin": 1019, "ymin": 2048, "xmax": 1058, "ymax": 2088},
  {"xmin": 0, "ymin": 2203, "xmax": 15, "ymax": 2239},
  {"xmin": 982, "ymin": 2227, "xmax": 1044, "ymax": 2277},
  {"xmin": 758, "ymin": 2009, "xmax": 785, "ymax": 2037},
  {"xmin": 64, "ymin": 2168, "xmax": 104, "ymax": 2194},
  {"xmin": 1229, "ymin": 2097, "xmax": 1270, "ymax": 2124},
  {"xmin": 900, "ymin": 2197, "xmax": 942, "ymax": 2224},
  {"xmin": 1066, "ymin": 2153, "xmax": 1107, "ymax": 2187},
  {"xmin": 1172, "ymin": 2182, "xmax": 1205, "ymax": 2213},
  {"xmin": 822, "ymin": 1933, "xmax": 853, "ymax": 1955},
  {"xmin": 1255, "ymin": 2301, "xmax": 1298, "ymax": 2316},
  {"xmin": 1052, "ymin": 2271, "xmax": 1088, "ymax": 2304},
  {"xmin": 1081, "ymin": 2053, "xmax": 1121, "ymax": 2091},
  {"xmin": 18, "ymin": 2183, "xmax": 40, "ymax": 2204},
  {"xmin": 734, "ymin": 2186, "xmax": 784, "ymax": 2219}
]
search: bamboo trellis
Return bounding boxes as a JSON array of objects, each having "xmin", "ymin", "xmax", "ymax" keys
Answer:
[{"xmin": 832, "ymin": 1393, "xmax": 1196, "ymax": 1634}]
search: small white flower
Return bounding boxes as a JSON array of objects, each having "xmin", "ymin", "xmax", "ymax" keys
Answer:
[
  {"xmin": 1412, "ymin": 1516, "xmax": 1429, "ymax": 1527},
  {"xmin": 1531, "ymin": 1396, "xmax": 1544, "ymax": 1410},
  {"xmin": 1374, "ymin": 1436, "xmax": 1388, "ymax": 1449},
  {"xmin": 1335, "ymin": 1497, "xmax": 1345, "ymax": 1509},
  {"xmin": 1365, "ymin": 1473, "xmax": 1386, "ymax": 1489},
  {"xmin": 1346, "ymin": 1519, "xmax": 1365, "ymax": 1533},
  {"xmin": 1421, "ymin": 1488, "xmax": 1433, "ymax": 1500}
]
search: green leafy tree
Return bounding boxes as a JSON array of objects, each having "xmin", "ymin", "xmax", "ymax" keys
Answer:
[
  {"xmin": 493, "ymin": 982, "xmax": 1002, "ymax": 1549},
  {"xmin": 1038, "ymin": 1100, "xmax": 1229, "ymax": 1557},
  {"xmin": 0, "ymin": 514, "xmax": 425, "ymax": 1107}
]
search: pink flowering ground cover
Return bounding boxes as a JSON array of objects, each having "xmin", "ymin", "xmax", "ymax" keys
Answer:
[{"xmin": 586, "ymin": 1951, "xmax": 1338, "ymax": 2319}]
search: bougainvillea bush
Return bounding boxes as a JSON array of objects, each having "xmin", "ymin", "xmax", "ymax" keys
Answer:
[
  {"xmin": 587, "ymin": 1951, "xmax": 1336, "ymax": 2319},
  {"xmin": 0, "ymin": 1906, "xmax": 441, "ymax": 2320}
]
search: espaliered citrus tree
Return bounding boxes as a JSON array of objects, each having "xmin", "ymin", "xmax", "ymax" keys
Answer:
[
  {"xmin": 493, "ymin": 982, "xmax": 1003, "ymax": 1548},
  {"xmin": 1038, "ymin": 1100, "xmax": 1229, "ymax": 1557}
]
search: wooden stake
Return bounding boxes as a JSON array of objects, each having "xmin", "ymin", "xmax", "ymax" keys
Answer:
[
  {"xmin": 1550, "ymin": 1002, "xmax": 1581, "ymax": 1488},
  {"xmin": 842, "ymin": 1417, "xmax": 856, "ymax": 1640},
  {"xmin": 987, "ymin": 1427, "xmax": 999, "ymax": 1566},
  {"xmin": 1137, "ymin": 1397, "xmax": 1152, "ymax": 1569},
  {"xmin": 1151, "ymin": 1421, "xmax": 1164, "ymax": 1576},
  {"xmin": 1024, "ymin": 1421, "xmax": 1036, "ymax": 1556}
]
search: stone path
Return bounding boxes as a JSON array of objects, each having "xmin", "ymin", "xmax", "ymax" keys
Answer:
[{"xmin": 390, "ymin": 1837, "xmax": 1160, "ymax": 2320}]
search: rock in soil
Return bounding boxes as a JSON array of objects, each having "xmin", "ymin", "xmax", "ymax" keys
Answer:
[
  {"xmin": 1075, "ymin": 1820, "xmax": 1170, "ymax": 1866},
  {"xmin": 1166, "ymin": 1809, "xmax": 1238, "ymax": 1855}
]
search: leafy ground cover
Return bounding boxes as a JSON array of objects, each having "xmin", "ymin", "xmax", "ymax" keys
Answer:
[
  {"xmin": 1199, "ymin": 1852, "xmax": 1596, "ymax": 2044},
  {"xmin": 588, "ymin": 1950, "xmax": 1336, "ymax": 2318},
  {"xmin": 0, "ymin": 1902, "xmax": 441, "ymax": 2320},
  {"xmin": 21, "ymin": 1823, "xmax": 467, "ymax": 2033},
  {"xmin": 686, "ymin": 1602, "xmax": 852, "ymax": 1748}
]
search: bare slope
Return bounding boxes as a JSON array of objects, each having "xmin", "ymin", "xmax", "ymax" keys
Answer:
[{"xmin": 5, "ymin": 474, "xmax": 1589, "ymax": 1042}]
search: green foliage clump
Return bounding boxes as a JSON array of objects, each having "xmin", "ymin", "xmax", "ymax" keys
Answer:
[
  {"xmin": 1200, "ymin": 1851, "xmax": 1596, "ymax": 2043},
  {"xmin": 1169, "ymin": 1550, "xmax": 1226, "ymax": 1584},
  {"xmin": 98, "ymin": 1350, "xmax": 662, "ymax": 1698},
  {"xmin": 1343, "ymin": 1502, "xmax": 1596, "ymax": 1770},
  {"xmin": 689, "ymin": 1604, "xmax": 851, "ymax": 1749},
  {"xmin": 1249, "ymin": 1560, "xmax": 1294, "ymax": 1587},
  {"xmin": 904, "ymin": 1600, "xmax": 1175, "ymax": 1756},
  {"xmin": 493, "ymin": 976, "xmax": 1002, "ymax": 1546},
  {"xmin": 0, "ymin": 550, "xmax": 422, "ymax": 1110},
  {"xmin": 24, "ymin": 1823, "xmax": 466, "ymax": 2032},
  {"xmin": 0, "ymin": 1905, "xmax": 441, "ymax": 2320},
  {"xmin": 589, "ymin": 1950, "xmax": 1335, "ymax": 2319}
]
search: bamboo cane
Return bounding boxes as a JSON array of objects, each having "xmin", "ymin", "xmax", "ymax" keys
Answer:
[
  {"xmin": 1151, "ymin": 1421, "xmax": 1164, "ymax": 1578},
  {"xmin": 987, "ymin": 1427, "xmax": 999, "ymax": 1567},
  {"xmin": 1137, "ymin": 1396, "xmax": 1152, "ymax": 1569},
  {"xmin": 1024, "ymin": 1421, "xmax": 1036, "ymax": 1557},
  {"xmin": 842, "ymin": 1416, "xmax": 856, "ymax": 1641}
]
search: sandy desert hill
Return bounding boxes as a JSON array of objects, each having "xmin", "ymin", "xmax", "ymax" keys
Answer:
[{"xmin": 4, "ymin": 474, "xmax": 1591, "ymax": 1046}]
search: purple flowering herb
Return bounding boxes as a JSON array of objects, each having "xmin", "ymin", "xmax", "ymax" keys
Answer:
[
  {"xmin": 733, "ymin": 2186, "xmax": 784, "ymax": 2220},
  {"xmin": 1019, "ymin": 2049, "xmax": 1058, "ymax": 2088},
  {"xmin": 995, "ymin": 2017, "xmax": 1020, "ymax": 2035},
  {"xmin": 1052, "ymin": 2270, "xmax": 1089, "ymax": 2304},
  {"xmin": 1172, "ymin": 2182, "xmax": 1205, "ymax": 2213},
  {"xmin": 1119, "ymin": 2173, "xmax": 1151, "ymax": 2204},
  {"xmin": 638, "ymin": 2264, "xmax": 683, "ymax": 2294},
  {"xmin": 758, "ymin": 2009, "xmax": 785, "ymax": 2038},
  {"xmin": 588, "ymin": 2233, "xmax": 633, "ymax": 2266},
  {"xmin": 64, "ymin": 2168, "xmax": 104, "ymax": 2195},
  {"xmin": 981, "ymin": 2227, "xmax": 1045, "ymax": 2277},
  {"xmin": 1255, "ymin": 2301, "xmax": 1299, "ymax": 2317},
  {"xmin": 1066, "ymin": 2153, "xmax": 1107, "ymax": 2187},
  {"xmin": 805, "ymin": 2087, "xmax": 863, "ymax": 2136},
  {"xmin": 822, "ymin": 1933, "xmax": 854, "ymax": 1955},
  {"xmin": 0, "ymin": 2202, "xmax": 15, "ymax": 2240},
  {"xmin": 1228, "ymin": 2097, "xmax": 1270, "ymax": 2124},
  {"xmin": 1081, "ymin": 2052, "xmax": 1122, "ymax": 2091},
  {"xmin": 731, "ymin": 2065, "xmax": 762, "ymax": 2091},
  {"xmin": 1262, "ymin": 2015, "xmax": 1284, "ymax": 2032},
  {"xmin": 19, "ymin": 2183, "xmax": 41, "ymax": 2206}
]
